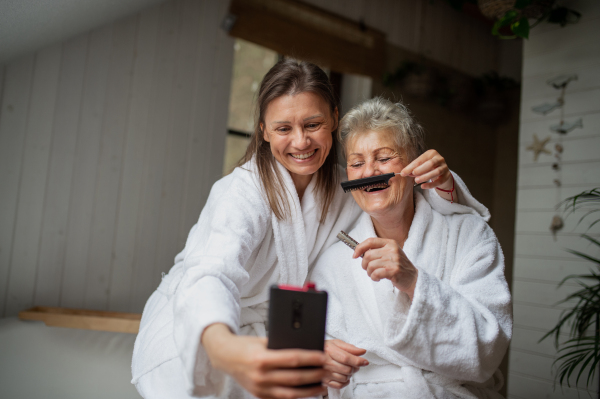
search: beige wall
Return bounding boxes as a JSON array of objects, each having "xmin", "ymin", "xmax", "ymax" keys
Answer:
[
  {"xmin": 508, "ymin": 0, "xmax": 600, "ymax": 397},
  {"xmin": 0, "ymin": 0, "xmax": 234, "ymax": 316}
]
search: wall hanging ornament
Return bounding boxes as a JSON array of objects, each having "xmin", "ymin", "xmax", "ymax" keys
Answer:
[
  {"xmin": 539, "ymin": 73, "xmax": 581, "ymax": 240},
  {"xmin": 526, "ymin": 134, "xmax": 551, "ymax": 162},
  {"xmin": 550, "ymin": 118, "xmax": 583, "ymax": 134},
  {"xmin": 550, "ymin": 214, "xmax": 564, "ymax": 241},
  {"xmin": 532, "ymin": 101, "xmax": 562, "ymax": 115}
]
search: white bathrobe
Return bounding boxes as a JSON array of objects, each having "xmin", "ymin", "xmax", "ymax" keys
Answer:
[
  {"xmin": 310, "ymin": 192, "xmax": 511, "ymax": 399},
  {"xmin": 131, "ymin": 158, "xmax": 489, "ymax": 399}
]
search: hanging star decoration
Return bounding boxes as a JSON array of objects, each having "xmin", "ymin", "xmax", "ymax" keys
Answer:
[{"xmin": 526, "ymin": 134, "xmax": 552, "ymax": 162}]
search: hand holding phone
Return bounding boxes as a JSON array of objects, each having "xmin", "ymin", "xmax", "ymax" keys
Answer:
[{"xmin": 267, "ymin": 282, "xmax": 328, "ymax": 351}]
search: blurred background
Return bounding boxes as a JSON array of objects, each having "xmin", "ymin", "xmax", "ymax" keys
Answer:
[{"xmin": 0, "ymin": 0, "xmax": 598, "ymax": 397}]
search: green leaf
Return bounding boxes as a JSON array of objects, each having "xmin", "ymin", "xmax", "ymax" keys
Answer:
[
  {"xmin": 511, "ymin": 17, "xmax": 530, "ymax": 39},
  {"xmin": 492, "ymin": 10, "xmax": 520, "ymax": 38},
  {"xmin": 567, "ymin": 249, "xmax": 600, "ymax": 266}
]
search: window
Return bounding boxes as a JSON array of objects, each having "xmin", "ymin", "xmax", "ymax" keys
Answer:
[{"xmin": 223, "ymin": 39, "xmax": 279, "ymax": 175}]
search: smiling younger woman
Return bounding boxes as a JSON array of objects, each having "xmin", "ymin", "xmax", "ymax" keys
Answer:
[{"xmin": 131, "ymin": 60, "xmax": 484, "ymax": 399}]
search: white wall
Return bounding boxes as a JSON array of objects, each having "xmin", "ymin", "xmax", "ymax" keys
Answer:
[
  {"xmin": 508, "ymin": 1, "xmax": 600, "ymax": 397},
  {"xmin": 0, "ymin": 0, "xmax": 234, "ymax": 316}
]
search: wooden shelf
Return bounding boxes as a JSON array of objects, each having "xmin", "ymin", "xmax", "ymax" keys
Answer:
[{"xmin": 18, "ymin": 306, "xmax": 141, "ymax": 334}]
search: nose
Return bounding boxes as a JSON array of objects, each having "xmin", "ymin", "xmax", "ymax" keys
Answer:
[
  {"xmin": 291, "ymin": 126, "xmax": 310, "ymax": 150},
  {"xmin": 363, "ymin": 161, "xmax": 380, "ymax": 178}
]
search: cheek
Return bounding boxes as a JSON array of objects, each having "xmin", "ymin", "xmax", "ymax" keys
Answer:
[
  {"xmin": 317, "ymin": 129, "xmax": 332, "ymax": 150},
  {"xmin": 346, "ymin": 169, "xmax": 360, "ymax": 180}
]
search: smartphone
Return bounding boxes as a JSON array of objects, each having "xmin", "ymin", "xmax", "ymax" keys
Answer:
[{"xmin": 267, "ymin": 282, "xmax": 328, "ymax": 351}]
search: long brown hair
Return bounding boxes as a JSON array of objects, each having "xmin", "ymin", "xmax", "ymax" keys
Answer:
[{"xmin": 238, "ymin": 59, "xmax": 339, "ymax": 223}]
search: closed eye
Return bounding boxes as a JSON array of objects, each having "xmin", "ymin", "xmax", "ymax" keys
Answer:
[{"xmin": 275, "ymin": 126, "xmax": 291, "ymax": 134}]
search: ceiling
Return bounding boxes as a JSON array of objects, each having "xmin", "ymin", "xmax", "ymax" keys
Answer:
[{"xmin": 0, "ymin": 0, "xmax": 167, "ymax": 65}]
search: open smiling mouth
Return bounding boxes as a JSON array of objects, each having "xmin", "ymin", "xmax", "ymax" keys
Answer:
[
  {"xmin": 364, "ymin": 183, "xmax": 390, "ymax": 192},
  {"xmin": 290, "ymin": 149, "xmax": 316, "ymax": 160}
]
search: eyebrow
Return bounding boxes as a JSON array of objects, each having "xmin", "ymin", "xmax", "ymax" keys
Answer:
[
  {"xmin": 270, "ymin": 114, "xmax": 324, "ymax": 125},
  {"xmin": 303, "ymin": 114, "xmax": 324, "ymax": 121},
  {"xmin": 348, "ymin": 147, "xmax": 397, "ymax": 157}
]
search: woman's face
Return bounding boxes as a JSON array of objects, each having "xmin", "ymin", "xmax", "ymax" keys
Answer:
[
  {"xmin": 262, "ymin": 92, "xmax": 336, "ymax": 181},
  {"xmin": 346, "ymin": 130, "xmax": 413, "ymax": 218}
]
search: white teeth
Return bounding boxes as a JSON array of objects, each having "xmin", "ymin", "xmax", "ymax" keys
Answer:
[
  {"xmin": 291, "ymin": 150, "xmax": 315, "ymax": 160},
  {"xmin": 365, "ymin": 183, "xmax": 389, "ymax": 192}
]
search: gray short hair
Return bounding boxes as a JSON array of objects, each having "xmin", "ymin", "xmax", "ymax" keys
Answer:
[{"xmin": 339, "ymin": 97, "xmax": 426, "ymax": 162}]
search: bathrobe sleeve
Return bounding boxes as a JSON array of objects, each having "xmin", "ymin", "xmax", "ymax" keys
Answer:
[
  {"xmin": 420, "ymin": 171, "xmax": 491, "ymax": 222},
  {"xmin": 172, "ymin": 169, "xmax": 272, "ymax": 395},
  {"xmin": 384, "ymin": 218, "xmax": 512, "ymax": 383}
]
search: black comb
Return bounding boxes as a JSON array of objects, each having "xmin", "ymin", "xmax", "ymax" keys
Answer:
[{"xmin": 341, "ymin": 173, "xmax": 396, "ymax": 193}]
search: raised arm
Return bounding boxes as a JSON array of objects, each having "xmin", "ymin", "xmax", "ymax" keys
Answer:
[{"xmin": 401, "ymin": 149, "xmax": 491, "ymax": 221}]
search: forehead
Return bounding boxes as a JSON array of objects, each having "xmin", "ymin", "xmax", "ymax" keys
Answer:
[
  {"xmin": 346, "ymin": 130, "xmax": 399, "ymax": 155},
  {"xmin": 264, "ymin": 92, "xmax": 329, "ymax": 121}
]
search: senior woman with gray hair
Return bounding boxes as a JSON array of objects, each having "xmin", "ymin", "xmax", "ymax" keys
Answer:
[{"xmin": 311, "ymin": 97, "xmax": 512, "ymax": 398}]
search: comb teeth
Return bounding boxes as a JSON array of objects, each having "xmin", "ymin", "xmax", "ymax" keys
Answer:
[
  {"xmin": 337, "ymin": 230, "xmax": 359, "ymax": 251},
  {"xmin": 341, "ymin": 173, "xmax": 396, "ymax": 193}
]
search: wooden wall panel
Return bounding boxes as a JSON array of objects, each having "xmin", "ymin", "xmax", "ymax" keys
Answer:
[
  {"xmin": 34, "ymin": 35, "xmax": 88, "ymax": 307},
  {"xmin": 508, "ymin": 373, "xmax": 591, "ymax": 399},
  {"xmin": 0, "ymin": 0, "xmax": 234, "ymax": 317},
  {"xmin": 129, "ymin": 0, "xmax": 180, "ymax": 312},
  {"xmin": 509, "ymin": 0, "xmax": 600, "ymax": 395},
  {"xmin": 61, "ymin": 26, "xmax": 113, "ymax": 310},
  {"xmin": 109, "ymin": 8, "xmax": 158, "ymax": 313},
  {"xmin": 84, "ymin": 16, "xmax": 137, "ymax": 310},
  {"xmin": 5, "ymin": 46, "xmax": 61, "ymax": 316},
  {"xmin": 179, "ymin": 0, "xmax": 232, "ymax": 244},
  {"xmin": 153, "ymin": 0, "xmax": 201, "ymax": 297},
  {"xmin": 0, "ymin": 56, "xmax": 35, "ymax": 315}
]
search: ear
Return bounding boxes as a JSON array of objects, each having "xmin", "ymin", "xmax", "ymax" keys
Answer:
[
  {"xmin": 261, "ymin": 123, "xmax": 270, "ymax": 142},
  {"xmin": 332, "ymin": 107, "xmax": 339, "ymax": 132}
]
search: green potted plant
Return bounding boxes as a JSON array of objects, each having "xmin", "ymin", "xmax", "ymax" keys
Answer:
[
  {"xmin": 541, "ymin": 188, "xmax": 600, "ymax": 395},
  {"xmin": 446, "ymin": 0, "xmax": 581, "ymax": 39}
]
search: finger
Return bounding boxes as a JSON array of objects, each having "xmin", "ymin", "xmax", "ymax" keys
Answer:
[
  {"xmin": 360, "ymin": 247, "xmax": 386, "ymax": 269},
  {"xmin": 353, "ymin": 237, "xmax": 389, "ymax": 259},
  {"xmin": 264, "ymin": 350, "xmax": 326, "ymax": 370},
  {"xmin": 411, "ymin": 160, "xmax": 436, "ymax": 180},
  {"xmin": 325, "ymin": 380, "xmax": 348, "ymax": 389},
  {"xmin": 324, "ymin": 358, "xmax": 353, "ymax": 375},
  {"xmin": 370, "ymin": 267, "xmax": 395, "ymax": 282},
  {"xmin": 265, "ymin": 384, "xmax": 328, "ymax": 399},
  {"xmin": 328, "ymin": 340, "xmax": 367, "ymax": 357},
  {"xmin": 414, "ymin": 166, "xmax": 447, "ymax": 186},
  {"xmin": 325, "ymin": 371, "xmax": 349, "ymax": 384},
  {"xmin": 412, "ymin": 154, "xmax": 444, "ymax": 176},
  {"xmin": 264, "ymin": 367, "xmax": 327, "ymax": 387},
  {"xmin": 400, "ymin": 151, "xmax": 434, "ymax": 177},
  {"xmin": 420, "ymin": 172, "xmax": 449, "ymax": 190},
  {"xmin": 365, "ymin": 259, "xmax": 390, "ymax": 280}
]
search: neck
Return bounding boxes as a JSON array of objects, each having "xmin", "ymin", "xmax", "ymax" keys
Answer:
[
  {"xmin": 371, "ymin": 194, "xmax": 415, "ymax": 247},
  {"xmin": 291, "ymin": 173, "xmax": 313, "ymax": 201}
]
